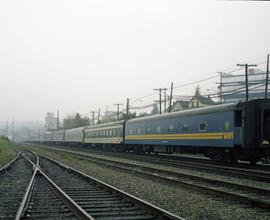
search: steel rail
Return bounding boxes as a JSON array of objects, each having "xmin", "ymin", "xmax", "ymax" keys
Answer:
[
  {"xmin": 68, "ymin": 148, "xmax": 270, "ymax": 181},
  {"xmin": 15, "ymin": 153, "xmax": 41, "ymax": 220},
  {"xmin": 47, "ymin": 149, "xmax": 270, "ymax": 210},
  {"xmin": 40, "ymin": 154, "xmax": 185, "ymax": 220},
  {"xmin": 27, "ymin": 143, "xmax": 270, "ymax": 171},
  {"xmin": 16, "ymin": 153, "xmax": 94, "ymax": 220},
  {"xmin": 38, "ymin": 168, "xmax": 94, "ymax": 220},
  {"xmin": 63, "ymin": 151, "xmax": 270, "ymax": 195},
  {"xmin": 15, "ymin": 165, "xmax": 38, "ymax": 220},
  {"xmin": 35, "ymin": 144, "xmax": 270, "ymax": 180},
  {"xmin": 0, "ymin": 152, "xmax": 20, "ymax": 172}
]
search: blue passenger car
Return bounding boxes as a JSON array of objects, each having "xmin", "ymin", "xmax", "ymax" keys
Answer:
[
  {"xmin": 125, "ymin": 103, "xmax": 236, "ymax": 152},
  {"xmin": 125, "ymin": 99, "xmax": 270, "ymax": 163}
]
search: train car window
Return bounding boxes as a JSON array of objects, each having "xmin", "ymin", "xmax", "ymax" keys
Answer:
[
  {"xmin": 137, "ymin": 128, "xmax": 141, "ymax": 135},
  {"xmin": 156, "ymin": 126, "xmax": 161, "ymax": 133},
  {"xmin": 119, "ymin": 129, "xmax": 123, "ymax": 136},
  {"xmin": 112, "ymin": 129, "xmax": 115, "ymax": 136},
  {"xmin": 146, "ymin": 127, "xmax": 150, "ymax": 133},
  {"xmin": 224, "ymin": 121, "xmax": 230, "ymax": 131},
  {"xmin": 199, "ymin": 123, "xmax": 206, "ymax": 131},
  {"xmin": 182, "ymin": 124, "xmax": 189, "ymax": 132},
  {"xmin": 168, "ymin": 125, "xmax": 174, "ymax": 132},
  {"xmin": 129, "ymin": 128, "xmax": 132, "ymax": 135}
]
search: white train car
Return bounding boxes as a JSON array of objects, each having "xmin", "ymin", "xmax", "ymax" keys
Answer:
[
  {"xmin": 39, "ymin": 131, "xmax": 46, "ymax": 143},
  {"xmin": 52, "ymin": 130, "xmax": 65, "ymax": 144},
  {"xmin": 84, "ymin": 121, "xmax": 124, "ymax": 146},
  {"xmin": 65, "ymin": 126, "xmax": 85, "ymax": 145},
  {"xmin": 44, "ymin": 131, "xmax": 53, "ymax": 143}
]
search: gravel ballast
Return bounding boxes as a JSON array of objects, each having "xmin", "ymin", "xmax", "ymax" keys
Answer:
[{"xmin": 23, "ymin": 146, "xmax": 270, "ymax": 220}]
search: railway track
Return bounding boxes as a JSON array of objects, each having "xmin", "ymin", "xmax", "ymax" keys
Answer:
[
  {"xmin": 27, "ymin": 143, "xmax": 270, "ymax": 172},
  {"xmin": 1, "ymin": 151, "xmax": 183, "ymax": 219},
  {"xmin": 40, "ymin": 145, "xmax": 270, "ymax": 183},
  {"xmin": 0, "ymin": 153, "xmax": 33, "ymax": 219},
  {"xmin": 37, "ymin": 154, "xmax": 183, "ymax": 220},
  {"xmin": 42, "ymin": 147, "xmax": 270, "ymax": 211}
]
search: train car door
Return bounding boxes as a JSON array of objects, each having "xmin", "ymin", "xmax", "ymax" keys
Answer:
[{"xmin": 260, "ymin": 108, "xmax": 270, "ymax": 146}]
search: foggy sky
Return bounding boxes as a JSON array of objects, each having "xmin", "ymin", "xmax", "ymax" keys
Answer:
[{"xmin": 0, "ymin": 0, "xmax": 270, "ymax": 121}]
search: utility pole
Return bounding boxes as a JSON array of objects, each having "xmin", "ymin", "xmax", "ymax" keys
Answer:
[
  {"xmin": 126, "ymin": 98, "xmax": 130, "ymax": 117},
  {"xmin": 218, "ymin": 72, "xmax": 223, "ymax": 103},
  {"xmin": 154, "ymin": 88, "xmax": 167, "ymax": 114},
  {"xmin": 237, "ymin": 63, "xmax": 257, "ymax": 101},
  {"xmin": 91, "ymin": 111, "xmax": 95, "ymax": 125},
  {"xmin": 163, "ymin": 88, "xmax": 168, "ymax": 112},
  {"xmin": 57, "ymin": 110, "xmax": 59, "ymax": 129},
  {"xmin": 265, "ymin": 54, "xmax": 269, "ymax": 98},
  {"xmin": 12, "ymin": 118, "xmax": 14, "ymax": 142},
  {"xmin": 153, "ymin": 88, "xmax": 162, "ymax": 114},
  {"xmin": 97, "ymin": 108, "xmax": 100, "ymax": 124},
  {"xmin": 6, "ymin": 121, "xmax": 8, "ymax": 138},
  {"xmin": 113, "ymin": 103, "xmax": 123, "ymax": 120},
  {"xmin": 169, "ymin": 82, "xmax": 173, "ymax": 112},
  {"xmin": 105, "ymin": 105, "xmax": 108, "ymax": 120}
]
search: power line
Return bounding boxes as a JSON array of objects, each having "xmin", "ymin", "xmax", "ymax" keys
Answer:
[
  {"xmin": 173, "ymin": 74, "xmax": 219, "ymax": 90},
  {"xmin": 236, "ymin": 63, "xmax": 258, "ymax": 101},
  {"xmin": 113, "ymin": 103, "xmax": 123, "ymax": 120}
]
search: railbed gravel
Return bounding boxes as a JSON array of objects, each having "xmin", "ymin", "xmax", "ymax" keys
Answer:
[
  {"xmin": 26, "ymin": 147, "xmax": 270, "ymax": 220},
  {"xmin": 44, "ymin": 147, "xmax": 270, "ymax": 191}
]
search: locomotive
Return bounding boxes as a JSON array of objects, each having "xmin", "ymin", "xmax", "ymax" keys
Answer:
[{"xmin": 38, "ymin": 99, "xmax": 270, "ymax": 164}]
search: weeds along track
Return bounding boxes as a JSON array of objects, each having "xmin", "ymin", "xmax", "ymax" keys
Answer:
[{"xmin": 44, "ymin": 148, "xmax": 270, "ymax": 211}]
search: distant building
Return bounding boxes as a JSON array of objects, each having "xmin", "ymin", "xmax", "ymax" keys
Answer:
[
  {"xmin": 171, "ymin": 100, "xmax": 189, "ymax": 112},
  {"xmin": 188, "ymin": 95, "xmax": 216, "ymax": 109},
  {"xmin": 151, "ymin": 104, "xmax": 160, "ymax": 115},
  {"xmin": 102, "ymin": 111, "xmax": 119, "ymax": 121},
  {"xmin": 220, "ymin": 70, "xmax": 270, "ymax": 103},
  {"xmin": 45, "ymin": 112, "xmax": 58, "ymax": 131}
]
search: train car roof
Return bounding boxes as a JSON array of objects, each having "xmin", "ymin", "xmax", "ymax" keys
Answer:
[
  {"xmin": 126, "ymin": 101, "xmax": 244, "ymax": 124},
  {"xmin": 52, "ymin": 130, "xmax": 65, "ymax": 133},
  {"xmin": 85, "ymin": 120, "xmax": 124, "ymax": 130},
  {"xmin": 65, "ymin": 126, "xmax": 86, "ymax": 133}
]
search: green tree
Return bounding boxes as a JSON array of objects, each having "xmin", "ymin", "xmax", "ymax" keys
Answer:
[
  {"xmin": 195, "ymin": 85, "xmax": 201, "ymax": 96},
  {"xmin": 120, "ymin": 112, "xmax": 136, "ymax": 120},
  {"xmin": 63, "ymin": 113, "xmax": 90, "ymax": 129}
]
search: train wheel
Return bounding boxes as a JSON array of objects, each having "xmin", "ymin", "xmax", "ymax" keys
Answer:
[
  {"xmin": 249, "ymin": 158, "xmax": 258, "ymax": 165},
  {"xmin": 223, "ymin": 151, "xmax": 237, "ymax": 163},
  {"xmin": 212, "ymin": 151, "xmax": 224, "ymax": 161}
]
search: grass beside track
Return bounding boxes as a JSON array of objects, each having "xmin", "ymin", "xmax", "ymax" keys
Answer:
[{"xmin": 0, "ymin": 137, "xmax": 16, "ymax": 167}]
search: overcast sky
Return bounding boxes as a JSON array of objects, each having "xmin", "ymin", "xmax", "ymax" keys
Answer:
[{"xmin": 0, "ymin": 0, "xmax": 270, "ymax": 122}]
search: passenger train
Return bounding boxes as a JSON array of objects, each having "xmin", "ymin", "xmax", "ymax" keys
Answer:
[{"xmin": 36, "ymin": 99, "xmax": 270, "ymax": 164}]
